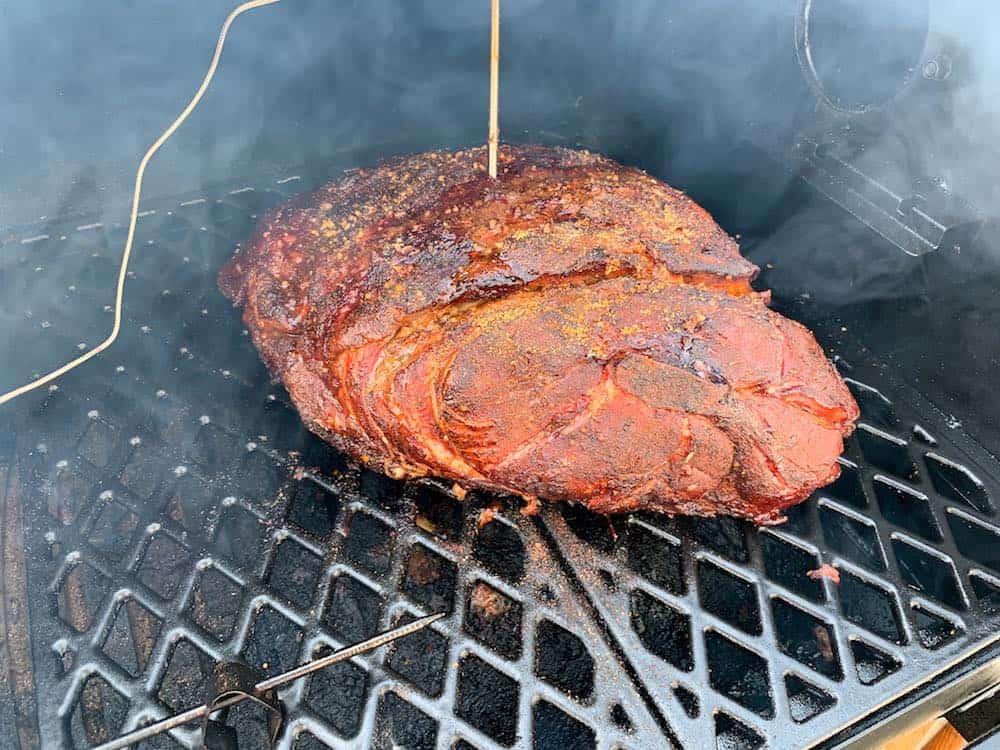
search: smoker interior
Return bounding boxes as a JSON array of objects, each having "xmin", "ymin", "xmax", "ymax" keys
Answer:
[{"xmin": 3, "ymin": 2, "xmax": 1000, "ymax": 749}]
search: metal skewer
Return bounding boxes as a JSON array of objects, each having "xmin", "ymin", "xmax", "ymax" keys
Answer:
[{"xmin": 94, "ymin": 611, "xmax": 446, "ymax": 750}]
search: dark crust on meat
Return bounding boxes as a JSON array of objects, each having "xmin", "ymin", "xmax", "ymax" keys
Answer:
[{"xmin": 221, "ymin": 144, "xmax": 859, "ymax": 522}]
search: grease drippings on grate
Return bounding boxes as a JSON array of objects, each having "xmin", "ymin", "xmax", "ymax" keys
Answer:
[
  {"xmin": 99, "ymin": 595, "xmax": 162, "ymax": 678},
  {"xmin": 241, "ymin": 604, "xmax": 305, "ymax": 678},
  {"xmin": 373, "ymin": 691, "xmax": 438, "ymax": 750},
  {"xmin": 54, "ymin": 560, "xmax": 110, "ymax": 634},
  {"xmin": 715, "ymin": 711, "xmax": 766, "ymax": 750},
  {"xmin": 69, "ymin": 673, "xmax": 129, "ymax": 748},
  {"xmin": 911, "ymin": 602, "xmax": 963, "ymax": 650},
  {"xmin": 157, "ymin": 638, "xmax": 215, "ymax": 713}
]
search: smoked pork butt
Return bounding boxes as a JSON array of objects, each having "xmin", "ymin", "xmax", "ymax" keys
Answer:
[{"xmin": 220, "ymin": 145, "xmax": 859, "ymax": 523}]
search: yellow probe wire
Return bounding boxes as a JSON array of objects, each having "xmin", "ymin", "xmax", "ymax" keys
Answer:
[{"xmin": 0, "ymin": 0, "xmax": 281, "ymax": 406}]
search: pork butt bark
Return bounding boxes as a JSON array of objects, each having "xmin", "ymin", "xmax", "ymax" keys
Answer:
[{"xmin": 220, "ymin": 145, "xmax": 858, "ymax": 523}]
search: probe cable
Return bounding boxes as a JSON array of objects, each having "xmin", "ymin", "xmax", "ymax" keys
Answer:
[{"xmin": 0, "ymin": 0, "xmax": 281, "ymax": 407}]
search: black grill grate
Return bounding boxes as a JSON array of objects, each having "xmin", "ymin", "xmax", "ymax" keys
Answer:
[{"xmin": 2, "ymin": 170, "xmax": 999, "ymax": 750}]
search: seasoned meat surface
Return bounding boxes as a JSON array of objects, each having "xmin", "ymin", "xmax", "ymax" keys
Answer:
[{"xmin": 221, "ymin": 145, "xmax": 859, "ymax": 522}]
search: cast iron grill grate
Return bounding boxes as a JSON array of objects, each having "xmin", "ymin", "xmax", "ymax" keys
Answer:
[{"xmin": 2, "ymin": 168, "xmax": 999, "ymax": 750}]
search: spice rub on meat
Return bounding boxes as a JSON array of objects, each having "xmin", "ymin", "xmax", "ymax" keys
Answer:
[{"xmin": 220, "ymin": 145, "xmax": 859, "ymax": 523}]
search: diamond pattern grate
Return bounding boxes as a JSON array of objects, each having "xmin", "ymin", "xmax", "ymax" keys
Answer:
[{"xmin": 2, "ymin": 172, "xmax": 999, "ymax": 750}]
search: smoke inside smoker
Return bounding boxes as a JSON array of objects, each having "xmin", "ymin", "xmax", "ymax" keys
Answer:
[
  {"xmin": 2, "ymin": 0, "xmax": 1000, "ymax": 393},
  {"xmin": 0, "ymin": 0, "xmax": 280, "ymax": 407}
]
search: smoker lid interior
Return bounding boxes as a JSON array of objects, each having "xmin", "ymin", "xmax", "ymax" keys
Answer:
[{"xmin": 1, "ymin": 156, "xmax": 999, "ymax": 750}]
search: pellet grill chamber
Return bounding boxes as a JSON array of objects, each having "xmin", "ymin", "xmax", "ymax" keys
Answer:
[{"xmin": 2, "ymin": 1, "xmax": 999, "ymax": 748}]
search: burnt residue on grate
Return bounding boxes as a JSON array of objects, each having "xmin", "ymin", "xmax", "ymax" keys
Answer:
[{"xmin": 1, "ymin": 176, "xmax": 1000, "ymax": 750}]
